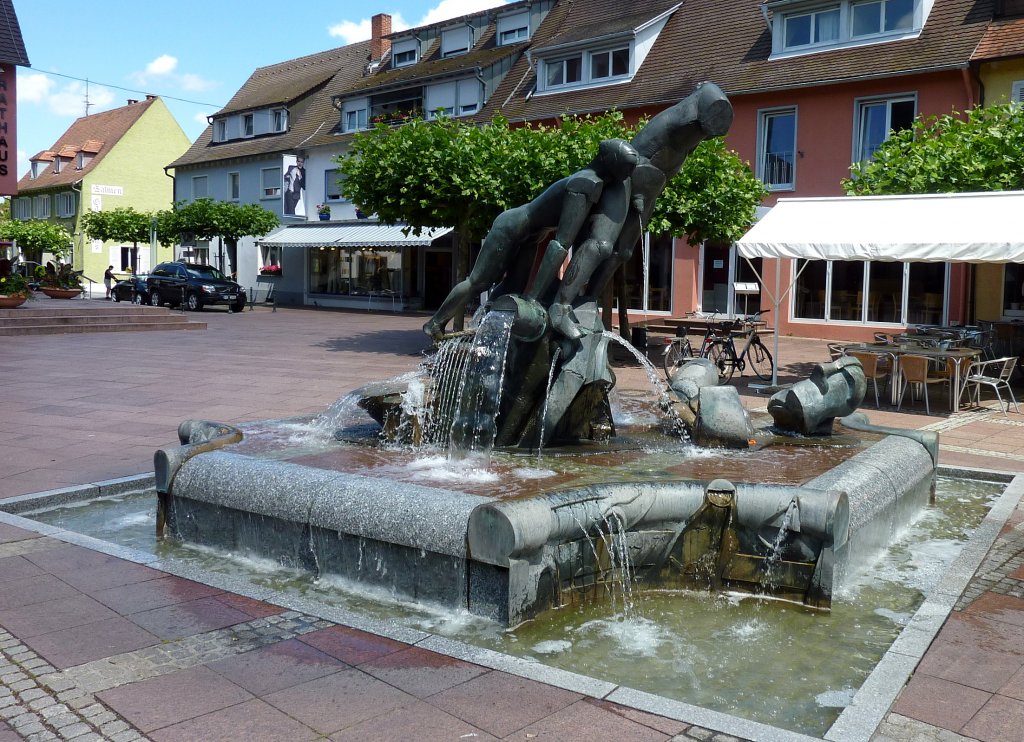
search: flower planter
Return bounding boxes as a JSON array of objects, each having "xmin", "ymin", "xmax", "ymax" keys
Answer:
[
  {"xmin": 0, "ymin": 294, "xmax": 27, "ymax": 308},
  {"xmin": 40, "ymin": 287, "xmax": 83, "ymax": 299},
  {"xmin": 318, "ymin": 213, "xmax": 331, "ymax": 221}
]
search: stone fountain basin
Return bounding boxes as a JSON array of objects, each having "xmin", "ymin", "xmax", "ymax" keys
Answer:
[{"xmin": 155, "ymin": 416, "xmax": 937, "ymax": 627}]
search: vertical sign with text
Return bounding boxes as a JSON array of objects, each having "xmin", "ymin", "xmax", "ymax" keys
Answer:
[{"xmin": 0, "ymin": 67, "xmax": 16, "ymax": 195}]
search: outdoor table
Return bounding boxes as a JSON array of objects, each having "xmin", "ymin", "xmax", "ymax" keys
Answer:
[{"xmin": 842, "ymin": 343, "xmax": 980, "ymax": 412}]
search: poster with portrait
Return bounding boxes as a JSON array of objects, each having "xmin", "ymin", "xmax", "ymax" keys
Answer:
[{"xmin": 282, "ymin": 154, "xmax": 306, "ymax": 217}]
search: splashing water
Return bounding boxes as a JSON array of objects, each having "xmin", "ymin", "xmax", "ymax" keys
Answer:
[
  {"xmin": 602, "ymin": 331, "xmax": 689, "ymax": 441},
  {"xmin": 761, "ymin": 499, "xmax": 798, "ymax": 591}
]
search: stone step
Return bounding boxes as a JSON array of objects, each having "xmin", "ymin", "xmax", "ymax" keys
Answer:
[
  {"xmin": 0, "ymin": 300, "xmax": 206, "ymax": 335},
  {"xmin": 0, "ymin": 319, "xmax": 206, "ymax": 336}
]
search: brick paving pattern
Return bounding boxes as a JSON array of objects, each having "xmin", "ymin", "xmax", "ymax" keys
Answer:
[{"xmin": 2, "ymin": 303, "xmax": 1024, "ymax": 740}]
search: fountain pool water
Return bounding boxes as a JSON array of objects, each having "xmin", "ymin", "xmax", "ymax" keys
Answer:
[{"xmin": 16, "ymin": 474, "xmax": 1003, "ymax": 736}]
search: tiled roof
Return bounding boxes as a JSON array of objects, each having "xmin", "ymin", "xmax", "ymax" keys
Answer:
[
  {"xmin": 218, "ymin": 43, "xmax": 374, "ymax": 115},
  {"xmin": 485, "ymin": 0, "xmax": 995, "ymax": 122},
  {"xmin": 170, "ymin": 41, "xmax": 374, "ymax": 168},
  {"xmin": 531, "ymin": 5, "xmax": 679, "ymax": 52},
  {"xmin": 388, "ymin": 0, "xmax": 533, "ymax": 39},
  {"xmin": 0, "ymin": 0, "xmax": 28, "ymax": 66},
  {"xmin": 17, "ymin": 98, "xmax": 157, "ymax": 193},
  {"xmin": 972, "ymin": 16, "xmax": 1024, "ymax": 61}
]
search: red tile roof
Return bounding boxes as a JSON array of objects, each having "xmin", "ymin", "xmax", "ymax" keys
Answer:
[{"xmin": 972, "ymin": 16, "xmax": 1024, "ymax": 61}]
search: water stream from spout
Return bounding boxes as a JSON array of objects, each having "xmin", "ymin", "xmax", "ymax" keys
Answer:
[
  {"xmin": 761, "ymin": 499, "xmax": 798, "ymax": 591},
  {"xmin": 536, "ymin": 346, "xmax": 562, "ymax": 456}
]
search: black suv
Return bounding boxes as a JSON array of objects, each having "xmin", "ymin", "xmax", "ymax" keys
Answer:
[{"xmin": 147, "ymin": 262, "xmax": 246, "ymax": 312}]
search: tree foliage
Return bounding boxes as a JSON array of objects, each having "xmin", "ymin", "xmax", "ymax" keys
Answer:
[
  {"xmin": 0, "ymin": 219, "xmax": 73, "ymax": 261},
  {"xmin": 338, "ymin": 112, "xmax": 764, "ymax": 245},
  {"xmin": 81, "ymin": 207, "xmax": 154, "ymax": 245},
  {"xmin": 160, "ymin": 199, "xmax": 279, "ymax": 244},
  {"xmin": 843, "ymin": 103, "xmax": 1024, "ymax": 195}
]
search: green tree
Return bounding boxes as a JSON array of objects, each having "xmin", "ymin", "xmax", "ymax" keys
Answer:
[
  {"xmin": 81, "ymin": 207, "xmax": 156, "ymax": 272},
  {"xmin": 843, "ymin": 103, "xmax": 1024, "ymax": 195},
  {"xmin": 339, "ymin": 113, "xmax": 764, "ymax": 328},
  {"xmin": 0, "ymin": 219, "xmax": 73, "ymax": 265},
  {"xmin": 161, "ymin": 199, "xmax": 279, "ymax": 273}
]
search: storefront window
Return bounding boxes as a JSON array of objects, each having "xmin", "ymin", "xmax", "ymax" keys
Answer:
[
  {"xmin": 308, "ymin": 246, "xmax": 403, "ymax": 297},
  {"xmin": 259, "ymin": 246, "xmax": 282, "ymax": 276},
  {"xmin": 1002, "ymin": 263, "xmax": 1024, "ymax": 314},
  {"xmin": 867, "ymin": 262, "xmax": 903, "ymax": 323},
  {"xmin": 621, "ymin": 232, "xmax": 674, "ymax": 312},
  {"xmin": 794, "ymin": 259, "xmax": 827, "ymax": 319},
  {"xmin": 907, "ymin": 263, "xmax": 945, "ymax": 324},
  {"xmin": 829, "ymin": 261, "xmax": 865, "ymax": 321}
]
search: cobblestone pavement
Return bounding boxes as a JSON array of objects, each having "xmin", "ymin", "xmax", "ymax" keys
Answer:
[{"xmin": 3, "ymin": 304, "xmax": 1024, "ymax": 740}]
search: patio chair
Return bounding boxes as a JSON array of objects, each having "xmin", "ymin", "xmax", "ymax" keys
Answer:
[
  {"xmin": 847, "ymin": 350, "xmax": 892, "ymax": 408},
  {"xmin": 961, "ymin": 356, "xmax": 1020, "ymax": 416},
  {"xmin": 827, "ymin": 342, "xmax": 845, "ymax": 361},
  {"xmin": 897, "ymin": 354, "xmax": 947, "ymax": 416},
  {"xmin": 931, "ymin": 354, "xmax": 974, "ymax": 412}
]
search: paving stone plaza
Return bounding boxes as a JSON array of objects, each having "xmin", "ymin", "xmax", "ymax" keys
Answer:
[{"xmin": 3, "ymin": 301, "xmax": 1024, "ymax": 741}]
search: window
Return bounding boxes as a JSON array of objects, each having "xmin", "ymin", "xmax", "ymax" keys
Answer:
[
  {"xmin": 345, "ymin": 107, "xmax": 368, "ymax": 131},
  {"xmin": 851, "ymin": 0, "xmax": 913, "ymax": 37},
  {"xmin": 497, "ymin": 11, "xmax": 529, "ymax": 45},
  {"xmin": 272, "ymin": 108, "xmax": 288, "ymax": 132},
  {"xmin": 214, "ymin": 119, "xmax": 226, "ymax": 142},
  {"xmin": 1012, "ymin": 80, "xmax": 1024, "ymax": 104},
  {"xmin": 590, "ymin": 47, "xmax": 630, "ymax": 80},
  {"xmin": 33, "ymin": 195, "xmax": 50, "ymax": 218},
  {"xmin": 545, "ymin": 55, "xmax": 583, "ymax": 87},
  {"xmin": 192, "ymin": 176, "xmax": 209, "ymax": 199},
  {"xmin": 243, "ymin": 113, "xmax": 254, "ymax": 138},
  {"xmin": 76, "ymin": 152, "xmax": 91, "ymax": 169},
  {"xmin": 261, "ymin": 167, "xmax": 281, "ymax": 198},
  {"xmin": 793, "ymin": 259, "xmax": 948, "ymax": 324},
  {"xmin": 53, "ymin": 157, "xmax": 63, "ymax": 174},
  {"xmin": 441, "ymin": 26, "xmax": 472, "ymax": 57},
  {"xmin": 57, "ymin": 192, "xmax": 75, "ymax": 218},
  {"xmin": 325, "ymin": 169, "xmax": 347, "ymax": 202},
  {"xmin": 30, "ymin": 161, "xmax": 45, "ymax": 179},
  {"xmin": 12, "ymin": 198, "xmax": 30, "ymax": 220},
  {"xmin": 392, "ymin": 39, "xmax": 417, "ymax": 67},
  {"xmin": 228, "ymin": 172, "xmax": 240, "ymax": 201},
  {"xmin": 425, "ymin": 79, "xmax": 481, "ymax": 120},
  {"xmin": 757, "ymin": 108, "xmax": 797, "ymax": 190},
  {"xmin": 854, "ymin": 95, "xmax": 915, "ymax": 162},
  {"xmin": 784, "ymin": 6, "xmax": 840, "ymax": 48},
  {"xmin": 308, "ymin": 245, "xmax": 402, "ymax": 296},
  {"xmin": 260, "ymin": 245, "xmax": 282, "ymax": 276}
]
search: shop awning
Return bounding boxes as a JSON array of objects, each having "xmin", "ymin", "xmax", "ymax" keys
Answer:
[
  {"xmin": 258, "ymin": 221, "xmax": 453, "ymax": 249},
  {"xmin": 737, "ymin": 191, "xmax": 1024, "ymax": 263}
]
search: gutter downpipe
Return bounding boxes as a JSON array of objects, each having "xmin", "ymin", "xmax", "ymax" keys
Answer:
[
  {"xmin": 760, "ymin": 3, "xmax": 772, "ymax": 33},
  {"xmin": 70, "ymin": 180, "xmax": 82, "ymax": 271},
  {"xmin": 163, "ymin": 166, "xmax": 177, "ymax": 261}
]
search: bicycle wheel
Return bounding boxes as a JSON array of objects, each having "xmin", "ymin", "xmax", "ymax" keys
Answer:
[
  {"xmin": 662, "ymin": 339, "xmax": 693, "ymax": 379},
  {"xmin": 747, "ymin": 339, "xmax": 775, "ymax": 381},
  {"xmin": 707, "ymin": 340, "xmax": 736, "ymax": 384}
]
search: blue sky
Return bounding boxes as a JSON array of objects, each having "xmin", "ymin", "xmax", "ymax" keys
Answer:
[{"xmin": 13, "ymin": 0, "xmax": 510, "ymax": 180}]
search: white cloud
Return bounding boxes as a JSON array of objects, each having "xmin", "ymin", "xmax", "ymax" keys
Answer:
[
  {"xmin": 179, "ymin": 73, "xmax": 218, "ymax": 93},
  {"xmin": 193, "ymin": 111, "xmax": 211, "ymax": 126},
  {"xmin": 327, "ymin": 1, "xmax": 508, "ymax": 42},
  {"xmin": 17, "ymin": 72, "xmax": 54, "ymax": 104},
  {"xmin": 145, "ymin": 54, "xmax": 178, "ymax": 76},
  {"xmin": 419, "ymin": 0, "xmax": 508, "ymax": 25},
  {"xmin": 47, "ymin": 81, "xmax": 116, "ymax": 117}
]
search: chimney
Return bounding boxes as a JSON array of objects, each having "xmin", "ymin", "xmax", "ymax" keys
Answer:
[
  {"xmin": 370, "ymin": 13, "xmax": 392, "ymax": 61},
  {"xmin": 126, "ymin": 99, "xmax": 138, "ymax": 105},
  {"xmin": 145, "ymin": 94, "xmax": 156, "ymax": 101}
]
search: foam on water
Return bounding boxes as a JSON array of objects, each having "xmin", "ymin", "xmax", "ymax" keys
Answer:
[
  {"xmin": 404, "ymin": 454, "xmax": 501, "ymax": 483},
  {"xmin": 531, "ymin": 639, "xmax": 572, "ymax": 655},
  {"xmin": 575, "ymin": 616, "xmax": 674, "ymax": 658},
  {"xmin": 511, "ymin": 467, "xmax": 557, "ymax": 480}
]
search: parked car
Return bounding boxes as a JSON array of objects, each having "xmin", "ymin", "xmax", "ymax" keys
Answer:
[
  {"xmin": 146, "ymin": 262, "xmax": 246, "ymax": 312},
  {"xmin": 111, "ymin": 276, "xmax": 150, "ymax": 304}
]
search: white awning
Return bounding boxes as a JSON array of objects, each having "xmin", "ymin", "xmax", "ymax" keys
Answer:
[
  {"xmin": 737, "ymin": 191, "xmax": 1024, "ymax": 263},
  {"xmin": 258, "ymin": 222, "xmax": 453, "ymax": 248}
]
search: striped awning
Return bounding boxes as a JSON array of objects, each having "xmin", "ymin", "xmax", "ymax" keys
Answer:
[{"xmin": 258, "ymin": 221, "xmax": 453, "ymax": 249}]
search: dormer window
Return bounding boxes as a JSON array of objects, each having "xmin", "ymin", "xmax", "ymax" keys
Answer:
[
  {"xmin": 441, "ymin": 26, "xmax": 472, "ymax": 57},
  {"xmin": 53, "ymin": 157, "xmax": 62, "ymax": 174},
  {"xmin": 392, "ymin": 38, "xmax": 417, "ymax": 67},
  {"xmin": 30, "ymin": 161, "xmax": 43, "ymax": 179},
  {"xmin": 590, "ymin": 48, "xmax": 630, "ymax": 81},
  {"xmin": 771, "ymin": 0, "xmax": 925, "ymax": 57},
  {"xmin": 341, "ymin": 98, "xmax": 369, "ymax": 132},
  {"xmin": 497, "ymin": 10, "xmax": 529, "ymax": 45},
  {"xmin": 243, "ymin": 113, "xmax": 254, "ymax": 138},
  {"xmin": 76, "ymin": 152, "xmax": 91, "ymax": 169},
  {"xmin": 273, "ymin": 108, "xmax": 288, "ymax": 133},
  {"xmin": 851, "ymin": 0, "xmax": 913, "ymax": 38},
  {"xmin": 545, "ymin": 54, "xmax": 583, "ymax": 88},
  {"xmin": 214, "ymin": 119, "xmax": 226, "ymax": 142}
]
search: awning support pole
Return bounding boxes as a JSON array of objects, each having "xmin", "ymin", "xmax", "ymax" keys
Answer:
[{"xmin": 742, "ymin": 256, "xmax": 811, "ymax": 389}]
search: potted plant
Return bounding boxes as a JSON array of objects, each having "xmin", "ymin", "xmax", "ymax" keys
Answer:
[
  {"xmin": 316, "ymin": 204, "xmax": 331, "ymax": 221},
  {"xmin": 259, "ymin": 264, "xmax": 282, "ymax": 276},
  {"xmin": 37, "ymin": 260, "xmax": 84, "ymax": 299},
  {"xmin": 0, "ymin": 259, "xmax": 34, "ymax": 308}
]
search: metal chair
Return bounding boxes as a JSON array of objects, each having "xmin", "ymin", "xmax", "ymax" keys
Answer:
[
  {"xmin": 897, "ymin": 354, "xmax": 947, "ymax": 415},
  {"xmin": 847, "ymin": 350, "xmax": 892, "ymax": 408},
  {"xmin": 961, "ymin": 356, "xmax": 1020, "ymax": 416}
]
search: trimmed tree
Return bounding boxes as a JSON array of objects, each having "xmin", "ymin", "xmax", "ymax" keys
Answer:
[
  {"xmin": 0, "ymin": 219, "xmax": 73, "ymax": 265},
  {"xmin": 843, "ymin": 103, "xmax": 1024, "ymax": 195},
  {"xmin": 80, "ymin": 207, "xmax": 156, "ymax": 273},
  {"xmin": 339, "ymin": 113, "xmax": 764, "ymax": 330},
  {"xmin": 161, "ymin": 199, "xmax": 279, "ymax": 274}
]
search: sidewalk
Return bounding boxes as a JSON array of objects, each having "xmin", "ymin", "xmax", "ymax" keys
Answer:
[{"xmin": 2, "ymin": 305, "xmax": 1023, "ymax": 741}]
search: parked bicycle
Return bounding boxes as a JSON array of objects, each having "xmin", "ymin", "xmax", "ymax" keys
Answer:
[
  {"xmin": 662, "ymin": 313, "xmax": 726, "ymax": 378},
  {"xmin": 706, "ymin": 310, "xmax": 774, "ymax": 383}
]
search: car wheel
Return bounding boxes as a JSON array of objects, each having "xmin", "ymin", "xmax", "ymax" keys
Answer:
[
  {"xmin": 231, "ymin": 299, "xmax": 246, "ymax": 313},
  {"xmin": 112, "ymin": 291, "xmax": 122, "ymax": 303},
  {"xmin": 186, "ymin": 293, "xmax": 203, "ymax": 312},
  {"xmin": 132, "ymin": 293, "xmax": 145, "ymax": 305},
  {"xmin": 149, "ymin": 289, "xmax": 161, "ymax": 307}
]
